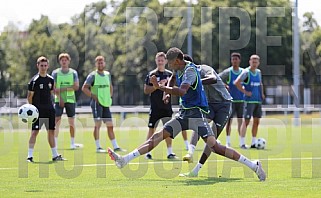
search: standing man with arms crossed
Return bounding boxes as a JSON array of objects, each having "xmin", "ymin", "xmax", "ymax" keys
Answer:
[
  {"xmin": 52, "ymin": 53, "xmax": 82, "ymax": 149},
  {"xmin": 27, "ymin": 56, "xmax": 66, "ymax": 162},
  {"xmin": 82, "ymin": 56, "xmax": 125, "ymax": 153},
  {"xmin": 219, "ymin": 52, "xmax": 244, "ymax": 147},
  {"xmin": 108, "ymin": 48, "xmax": 266, "ymax": 181},
  {"xmin": 234, "ymin": 55, "xmax": 265, "ymax": 149},
  {"xmin": 144, "ymin": 52, "xmax": 178, "ymax": 160}
]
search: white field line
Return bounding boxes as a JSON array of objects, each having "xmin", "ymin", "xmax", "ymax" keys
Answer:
[{"xmin": 1, "ymin": 157, "xmax": 321, "ymax": 170}]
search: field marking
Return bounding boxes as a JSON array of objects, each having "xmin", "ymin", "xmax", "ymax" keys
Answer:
[{"xmin": 1, "ymin": 157, "xmax": 321, "ymax": 170}]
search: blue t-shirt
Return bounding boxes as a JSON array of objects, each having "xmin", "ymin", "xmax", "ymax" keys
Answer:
[{"xmin": 238, "ymin": 67, "xmax": 262, "ymax": 103}]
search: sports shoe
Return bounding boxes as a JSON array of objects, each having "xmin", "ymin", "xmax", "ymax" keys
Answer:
[
  {"xmin": 96, "ymin": 147, "xmax": 106, "ymax": 153},
  {"xmin": 27, "ymin": 157, "xmax": 34, "ymax": 163},
  {"xmin": 52, "ymin": 155, "xmax": 67, "ymax": 162},
  {"xmin": 240, "ymin": 144, "xmax": 248, "ymax": 149},
  {"xmin": 145, "ymin": 154, "xmax": 152, "ymax": 160},
  {"xmin": 179, "ymin": 171, "xmax": 198, "ymax": 177},
  {"xmin": 114, "ymin": 147, "xmax": 127, "ymax": 152},
  {"xmin": 167, "ymin": 153, "xmax": 178, "ymax": 160},
  {"xmin": 71, "ymin": 143, "xmax": 84, "ymax": 150},
  {"xmin": 254, "ymin": 160, "xmax": 266, "ymax": 181},
  {"xmin": 108, "ymin": 148, "xmax": 127, "ymax": 169},
  {"xmin": 250, "ymin": 144, "xmax": 257, "ymax": 149},
  {"xmin": 182, "ymin": 153, "xmax": 193, "ymax": 163}
]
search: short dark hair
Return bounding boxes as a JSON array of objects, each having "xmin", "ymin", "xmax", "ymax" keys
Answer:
[
  {"xmin": 166, "ymin": 47, "xmax": 184, "ymax": 61},
  {"xmin": 231, "ymin": 52, "xmax": 241, "ymax": 59},
  {"xmin": 183, "ymin": 54, "xmax": 193, "ymax": 62},
  {"xmin": 37, "ymin": 56, "xmax": 49, "ymax": 65}
]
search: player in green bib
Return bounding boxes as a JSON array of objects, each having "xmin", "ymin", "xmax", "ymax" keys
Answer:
[
  {"xmin": 52, "ymin": 53, "xmax": 82, "ymax": 149},
  {"xmin": 82, "ymin": 56, "xmax": 125, "ymax": 153}
]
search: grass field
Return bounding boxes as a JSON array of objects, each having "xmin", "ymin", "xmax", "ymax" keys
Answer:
[{"xmin": 1, "ymin": 114, "xmax": 321, "ymax": 197}]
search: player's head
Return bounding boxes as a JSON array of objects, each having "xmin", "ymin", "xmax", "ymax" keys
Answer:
[
  {"xmin": 155, "ymin": 52, "xmax": 167, "ymax": 69},
  {"xmin": 36, "ymin": 56, "xmax": 49, "ymax": 73},
  {"xmin": 95, "ymin": 55, "xmax": 106, "ymax": 71},
  {"xmin": 58, "ymin": 53, "xmax": 71, "ymax": 68},
  {"xmin": 249, "ymin": 54, "xmax": 260, "ymax": 69},
  {"xmin": 231, "ymin": 52, "xmax": 241, "ymax": 67},
  {"xmin": 183, "ymin": 54, "xmax": 193, "ymax": 62},
  {"xmin": 166, "ymin": 47, "xmax": 184, "ymax": 70}
]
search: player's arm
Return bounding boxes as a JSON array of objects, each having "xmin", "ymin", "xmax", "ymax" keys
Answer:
[
  {"xmin": 110, "ymin": 75, "xmax": 113, "ymax": 98},
  {"xmin": 144, "ymin": 74, "xmax": 157, "ymax": 94},
  {"xmin": 82, "ymin": 74, "xmax": 99, "ymax": 102},
  {"xmin": 234, "ymin": 71, "xmax": 251, "ymax": 96},
  {"xmin": 27, "ymin": 91, "xmax": 34, "ymax": 104},
  {"xmin": 260, "ymin": 71, "xmax": 265, "ymax": 100},
  {"xmin": 201, "ymin": 75, "xmax": 217, "ymax": 85},
  {"xmin": 167, "ymin": 72, "xmax": 177, "ymax": 87}
]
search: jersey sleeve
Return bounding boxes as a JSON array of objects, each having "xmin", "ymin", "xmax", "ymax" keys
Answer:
[
  {"xmin": 218, "ymin": 68, "xmax": 230, "ymax": 83},
  {"xmin": 238, "ymin": 69, "xmax": 249, "ymax": 82},
  {"xmin": 144, "ymin": 73, "xmax": 152, "ymax": 86},
  {"xmin": 84, "ymin": 73, "xmax": 95, "ymax": 86},
  {"xmin": 51, "ymin": 70, "xmax": 57, "ymax": 83},
  {"xmin": 181, "ymin": 67, "xmax": 197, "ymax": 85},
  {"xmin": 50, "ymin": 78, "xmax": 54, "ymax": 91},
  {"xmin": 73, "ymin": 70, "xmax": 79, "ymax": 83},
  {"xmin": 28, "ymin": 79, "xmax": 35, "ymax": 91}
]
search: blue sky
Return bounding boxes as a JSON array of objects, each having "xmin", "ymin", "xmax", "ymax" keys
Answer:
[{"xmin": 0, "ymin": 0, "xmax": 319, "ymax": 31}]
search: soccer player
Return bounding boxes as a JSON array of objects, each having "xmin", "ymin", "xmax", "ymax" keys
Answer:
[
  {"xmin": 144, "ymin": 52, "xmax": 177, "ymax": 160},
  {"xmin": 219, "ymin": 53, "xmax": 244, "ymax": 147},
  {"xmin": 52, "ymin": 53, "xmax": 81, "ymax": 149},
  {"xmin": 234, "ymin": 55, "xmax": 265, "ymax": 149},
  {"xmin": 82, "ymin": 56, "xmax": 125, "ymax": 153},
  {"xmin": 108, "ymin": 48, "xmax": 266, "ymax": 181},
  {"xmin": 27, "ymin": 56, "xmax": 66, "ymax": 162}
]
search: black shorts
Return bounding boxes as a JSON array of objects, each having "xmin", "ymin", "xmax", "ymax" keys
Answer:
[
  {"xmin": 244, "ymin": 102, "xmax": 262, "ymax": 119},
  {"xmin": 207, "ymin": 102, "xmax": 232, "ymax": 137},
  {"xmin": 55, "ymin": 103, "xmax": 76, "ymax": 117},
  {"xmin": 148, "ymin": 109, "xmax": 173, "ymax": 128},
  {"xmin": 230, "ymin": 102, "xmax": 244, "ymax": 118},
  {"xmin": 163, "ymin": 108, "xmax": 214, "ymax": 139},
  {"xmin": 90, "ymin": 100, "xmax": 112, "ymax": 123},
  {"xmin": 32, "ymin": 108, "xmax": 55, "ymax": 130}
]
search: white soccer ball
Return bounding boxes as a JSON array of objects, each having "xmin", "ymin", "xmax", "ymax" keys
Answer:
[
  {"xmin": 255, "ymin": 138, "xmax": 266, "ymax": 149},
  {"xmin": 18, "ymin": 104, "xmax": 39, "ymax": 124}
]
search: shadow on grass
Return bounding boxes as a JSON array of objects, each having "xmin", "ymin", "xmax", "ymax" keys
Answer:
[
  {"xmin": 177, "ymin": 176, "xmax": 242, "ymax": 186},
  {"xmin": 34, "ymin": 161, "xmax": 55, "ymax": 165}
]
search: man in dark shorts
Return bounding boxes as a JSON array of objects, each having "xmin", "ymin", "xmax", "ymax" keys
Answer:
[
  {"xmin": 219, "ymin": 53, "xmax": 244, "ymax": 147},
  {"xmin": 234, "ymin": 55, "xmax": 265, "ymax": 149},
  {"xmin": 82, "ymin": 56, "xmax": 125, "ymax": 153},
  {"xmin": 107, "ymin": 48, "xmax": 266, "ymax": 182},
  {"xmin": 27, "ymin": 56, "xmax": 66, "ymax": 162},
  {"xmin": 144, "ymin": 52, "xmax": 177, "ymax": 160}
]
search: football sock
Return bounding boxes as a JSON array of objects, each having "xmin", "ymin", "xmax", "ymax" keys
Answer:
[
  {"xmin": 188, "ymin": 144, "xmax": 196, "ymax": 155},
  {"xmin": 167, "ymin": 147, "xmax": 173, "ymax": 155},
  {"xmin": 111, "ymin": 139, "xmax": 119, "ymax": 149},
  {"xmin": 51, "ymin": 147, "xmax": 59, "ymax": 158},
  {"xmin": 191, "ymin": 162, "xmax": 202, "ymax": 174},
  {"xmin": 226, "ymin": 136, "xmax": 231, "ymax": 144},
  {"xmin": 124, "ymin": 149, "xmax": 140, "ymax": 163},
  {"xmin": 28, "ymin": 148, "xmax": 34, "ymax": 158},
  {"xmin": 240, "ymin": 137, "xmax": 245, "ymax": 146},
  {"xmin": 238, "ymin": 155, "xmax": 256, "ymax": 170},
  {"xmin": 251, "ymin": 137, "xmax": 256, "ymax": 145},
  {"xmin": 184, "ymin": 140, "xmax": 189, "ymax": 150},
  {"xmin": 71, "ymin": 137, "xmax": 75, "ymax": 146},
  {"xmin": 95, "ymin": 140, "xmax": 100, "ymax": 149}
]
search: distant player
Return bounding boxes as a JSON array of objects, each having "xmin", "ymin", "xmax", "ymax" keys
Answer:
[
  {"xmin": 82, "ymin": 56, "xmax": 125, "ymax": 153},
  {"xmin": 27, "ymin": 56, "xmax": 66, "ymax": 162},
  {"xmin": 219, "ymin": 52, "xmax": 244, "ymax": 147},
  {"xmin": 144, "ymin": 52, "xmax": 177, "ymax": 160},
  {"xmin": 107, "ymin": 47, "xmax": 266, "ymax": 181},
  {"xmin": 234, "ymin": 55, "xmax": 265, "ymax": 149},
  {"xmin": 52, "ymin": 53, "xmax": 82, "ymax": 149}
]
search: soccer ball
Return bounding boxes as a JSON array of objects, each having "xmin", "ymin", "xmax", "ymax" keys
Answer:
[
  {"xmin": 255, "ymin": 138, "xmax": 266, "ymax": 149},
  {"xmin": 18, "ymin": 104, "xmax": 39, "ymax": 124}
]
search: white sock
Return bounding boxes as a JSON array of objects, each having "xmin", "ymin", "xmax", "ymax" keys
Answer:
[
  {"xmin": 240, "ymin": 137, "xmax": 245, "ymax": 146},
  {"xmin": 71, "ymin": 137, "xmax": 75, "ymax": 146},
  {"xmin": 51, "ymin": 147, "xmax": 59, "ymax": 158},
  {"xmin": 188, "ymin": 144, "xmax": 196, "ymax": 155},
  {"xmin": 124, "ymin": 149, "xmax": 141, "ymax": 163},
  {"xmin": 146, "ymin": 151, "xmax": 151, "ymax": 156},
  {"xmin": 28, "ymin": 148, "xmax": 34, "ymax": 158},
  {"xmin": 55, "ymin": 137, "xmax": 58, "ymax": 148},
  {"xmin": 184, "ymin": 140, "xmax": 189, "ymax": 150},
  {"xmin": 251, "ymin": 137, "xmax": 256, "ymax": 145},
  {"xmin": 111, "ymin": 139, "xmax": 119, "ymax": 149},
  {"xmin": 226, "ymin": 136, "xmax": 231, "ymax": 144},
  {"xmin": 191, "ymin": 162, "xmax": 202, "ymax": 175},
  {"xmin": 238, "ymin": 155, "xmax": 256, "ymax": 170},
  {"xmin": 95, "ymin": 140, "xmax": 100, "ymax": 149},
  {"xmin": 167, "ymin": 147, "xmax": 173, "ymax": 155}
]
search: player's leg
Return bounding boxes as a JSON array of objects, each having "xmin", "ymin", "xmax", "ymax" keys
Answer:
[
  {"xmin": 162, "ymin": 115, "xmax": 178, "ymax": 159},
  {"xmin": 181, "ymin": 130, "xmax": 189, "ymax": 150},
  {"xmin": 236, "ymin": 102, "xmax": 244, "ymax": 136},
  {"xmin": 145, "ymin": 111, "xmax": 158, "ymax": 159},
  {"xmin": 54, "ymin": 103, "xmax": 63, "ymax": 148},
  {"xmin": 108, "ymin": 115, "xmax": 184, "ymax": 168},
  {"xmin": 66, "ymin": 103, "xmax": 81, "ymax": 149},
  {"xmin": 183, "ymin": 131, "xmax": 199, "ymax": 163},
  {"xmin": 104, "ymin": 107, "xmax": 125, "ymax": 152},
  {"xmin": 226, "ymin": 102, "xmax": 235, "ymax": 147},
  {"xmin": 239, "ymin": 102, "xmax": 253, "ymax": 148},
  {"xmin": 27, "ymin": 129, "xmax": 39, "ymax": 162},
  {"xmin": 91, "ymin": 100, "xmax": 105, "ymax": 152},
  {"xmin": 250, "ymin": 103, "xmax": 262, "ymax": 148}
]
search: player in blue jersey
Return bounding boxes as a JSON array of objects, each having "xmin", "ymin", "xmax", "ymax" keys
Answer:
[
  {"xmin": 107, "ymin": 48, "xmax": 266, "ymax": 181},
  {"xmin": 234, "ymin": 55, "xmax": 265, "ymax": 149},
  {"xmin": 219, "ymin": 53, "xmax": 244, "ymax": 147}
]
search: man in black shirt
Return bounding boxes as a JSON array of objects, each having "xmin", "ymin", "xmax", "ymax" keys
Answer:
[
  {"xmin": 27, "ymin": 56, "xmax": 66, "ymax": 162},
  {"xmin": 144, "ymin": 52, "xmax": 177, "ymax": 160}
]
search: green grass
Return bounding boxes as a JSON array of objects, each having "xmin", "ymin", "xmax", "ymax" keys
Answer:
[{"xmin": 1, "ymin": 114, "xmax": 321, "ymax": 197}]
